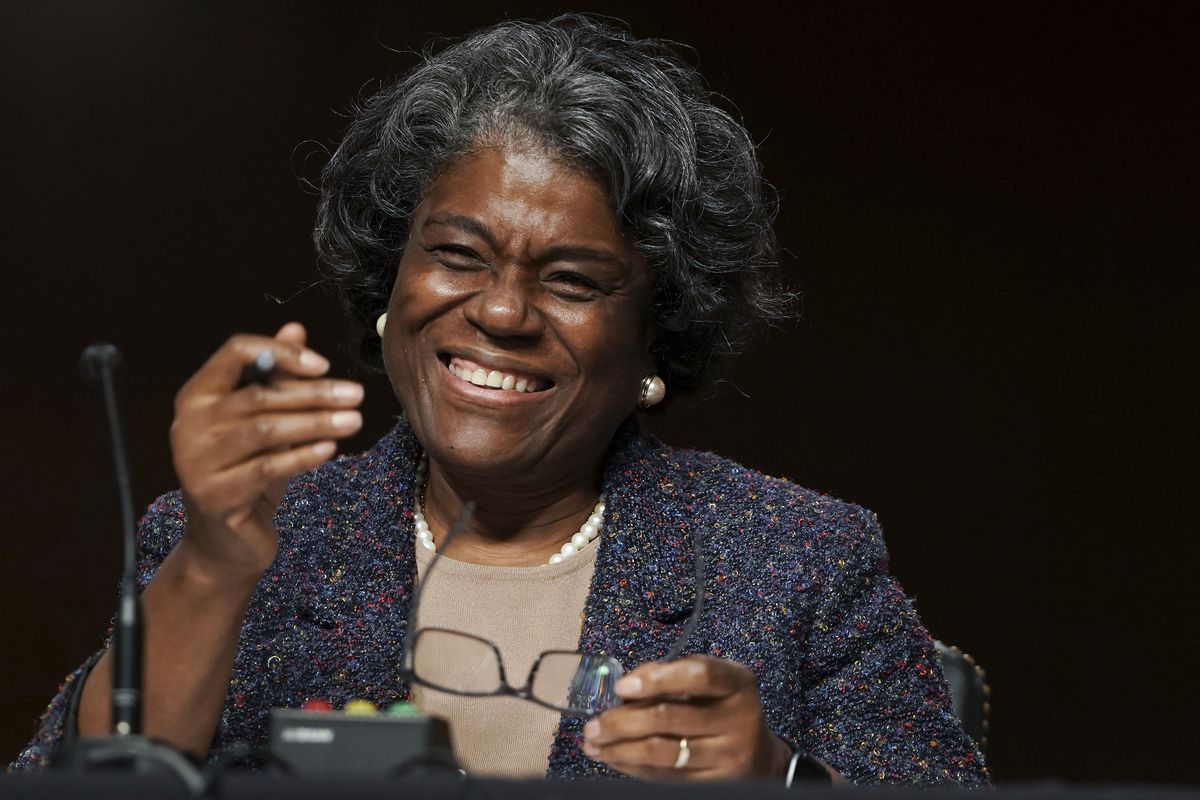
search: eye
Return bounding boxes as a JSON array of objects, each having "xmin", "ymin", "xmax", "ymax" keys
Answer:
[
  {"xmin": 425, "ymin": 245, "xmax": 484, "ymax": 271},
  {"xmin": 544, "ymin": 271, "xmax": 601, "ymax": 301}
]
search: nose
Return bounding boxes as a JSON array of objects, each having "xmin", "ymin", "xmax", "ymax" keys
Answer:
[{"xmin": 464, "ymin": 268, "xmax": 545, "ymax": 340}]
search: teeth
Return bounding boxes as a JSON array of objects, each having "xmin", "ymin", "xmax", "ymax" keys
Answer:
[{"xmin": 446, "ymin": 357, "xmax": 544, "ymax": 393}]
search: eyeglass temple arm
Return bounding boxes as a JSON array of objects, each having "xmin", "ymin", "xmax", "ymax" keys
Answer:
[
  {"xmin": 663, "ymin": 533, "xmax": 706, "ymax": 662},
  {"xmin": 401, "ymin": 499, "xmax": 476, "ymax": 671}
]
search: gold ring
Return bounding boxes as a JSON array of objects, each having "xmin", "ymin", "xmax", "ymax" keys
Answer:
[{"xmin": 673, "ymin": 737, "xmax": 690, "ymax": 770}]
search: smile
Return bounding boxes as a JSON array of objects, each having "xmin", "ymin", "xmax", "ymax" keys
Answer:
[{"xmin": 443, "ymin": 355, "xmax": 551, "ymax": 393}]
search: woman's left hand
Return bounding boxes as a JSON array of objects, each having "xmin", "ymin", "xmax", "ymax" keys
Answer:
[{"xmin": 582, "ymin": 655, "xmax": 794, "ymax": 780}]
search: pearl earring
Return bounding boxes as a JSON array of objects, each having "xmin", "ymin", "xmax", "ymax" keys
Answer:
[
  {"xmin": 639, "ymin": 375, "xmax": 666, "ymax": 408},
  {"xmin": 375, "ymin": 313, "xmax": 387, "ymax": 337}
]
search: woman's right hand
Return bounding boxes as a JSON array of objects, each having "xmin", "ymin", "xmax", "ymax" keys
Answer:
[{"xmin": 169, "ymin": 322, "xmax": 363, "ymax": 586}]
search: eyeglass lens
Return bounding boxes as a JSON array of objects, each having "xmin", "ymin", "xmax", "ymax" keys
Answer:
[
  {"xmin": 411, "ymin": 629, "xmax": 503, "ymax": 693},
  {"xmin": 532, "ymin": 652, "xmax": 623, "ymax": 714},
  {"xmin": 411, "ymin": 629, "xmax": 624, "ymax": 714}
]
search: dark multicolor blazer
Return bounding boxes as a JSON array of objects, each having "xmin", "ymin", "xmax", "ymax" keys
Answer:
[{"xmin": 11, "ymin": 420, "xmax": 987, "ymax": 785}]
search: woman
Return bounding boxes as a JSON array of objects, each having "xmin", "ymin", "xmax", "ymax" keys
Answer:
[{"xmin": 13, "ymin": 16, "xmax": 987, "ymax": 785}]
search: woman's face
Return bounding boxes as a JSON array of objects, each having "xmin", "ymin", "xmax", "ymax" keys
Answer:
[{"xmin": 382, "ymin": 145, "xmax": 655, "ymax": 486}]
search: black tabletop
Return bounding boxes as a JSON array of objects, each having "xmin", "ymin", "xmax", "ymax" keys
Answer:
[{"xmin": 3, "ymin": 774, "xmax": 1199, "ymax": 800}]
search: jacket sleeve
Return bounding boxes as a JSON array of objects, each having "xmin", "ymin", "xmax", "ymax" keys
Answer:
[
  {"xmin": 7, "ymin": 492, "xmax": 188, "ymax": 772},
  {"xmin": 790, "ymin": 506, "xmax": 989, "ymax": 786}
]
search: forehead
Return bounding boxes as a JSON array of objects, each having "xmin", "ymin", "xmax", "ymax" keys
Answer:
[{"xmin": 416, "ymin": 146, "xmax": 632, "ymax": 252}]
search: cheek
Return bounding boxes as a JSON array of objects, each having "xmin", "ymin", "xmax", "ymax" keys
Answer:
[
  {"xmin": 390, "ymin": 264, "xmax": 482, "ymax": 324},
  {"xmin": 387, "ymin": 264, "xmax": 430, "ymax": 320},
  {"xmin": 381, "ymin": 266, "xmax": 431, "ymax": 392},
  {"xmin": 570, "ymin": 310, "xmax": 655, "ymax": 391}
]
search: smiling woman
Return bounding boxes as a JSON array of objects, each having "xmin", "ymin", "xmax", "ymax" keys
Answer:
[{"xmin": 11, "ymin": 14, "xmax": 987, "ymax": 786}]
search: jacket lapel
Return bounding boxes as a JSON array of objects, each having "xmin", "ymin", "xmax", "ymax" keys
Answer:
[
  {"xmin": 548, "ymin": 422, "xmax": 701, "ymax": 778},
  {"xmin": 273, "ymin": 420, "xmax": 421, "ymax": 708}
]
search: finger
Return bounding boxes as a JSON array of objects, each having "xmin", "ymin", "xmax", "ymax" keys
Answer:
[
  {"xmin": 238, "ymin": 323, "xmax": 308, "ymax": 386},
  {"xmin": 173, "ymin": 406, "xmax": 360, "ymax": 484},
  {"xmin": 225, "ymin": 379, "xmax": 364, "ymax": 416},
  {"xmin": 186, "ymin": 439, "xmax": 338, "ymax": 521},
  {"xmin": 615, "ymin": 655, "xmax": 752, "ymax": 702},
  {"xmin": 584, "ymin": 699, "xmax": 717, "ymax": 745},
  {"xmin": 177, "ymin": 332, "xmax": 331, "ymax": 409},
  {"xmin": 195, "ymin": 409, "xmax": 363, "ymax": 473},
  {"xmin": 273, "ymin": 321, "xmax": 307, "ymax": 346},
  {"xmin": 583, "ymin": 733, "xmax": 717, "ymax": 778}
]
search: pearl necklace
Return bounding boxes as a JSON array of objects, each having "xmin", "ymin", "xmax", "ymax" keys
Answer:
[{"xmin": 411, "ymin": 457, "xmax": 605, "ymax": 565}]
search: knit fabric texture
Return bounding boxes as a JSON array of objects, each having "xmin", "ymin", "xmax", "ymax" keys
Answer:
[{"xmin": 10, "ymin": 419, "xmax": 988, "ymax": 785}]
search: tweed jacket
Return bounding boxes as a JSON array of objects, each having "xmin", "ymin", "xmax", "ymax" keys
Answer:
[{"xmin": 12, "ymin": 420, "xmax": 987, "ymax": 785}]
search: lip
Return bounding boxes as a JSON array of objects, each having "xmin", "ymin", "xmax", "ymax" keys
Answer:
[
  {"xmin": 438, "ymin": 348, "xmax": 555, "ymax": 384},
  {"xmin": 435, "ymin": 350, "xmax": 556, "ymax": 406}
]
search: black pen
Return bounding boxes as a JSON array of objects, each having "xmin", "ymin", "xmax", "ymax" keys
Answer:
[{"xmin": 238, "ymin": 348, "xmax": 277, "ymax": 388}]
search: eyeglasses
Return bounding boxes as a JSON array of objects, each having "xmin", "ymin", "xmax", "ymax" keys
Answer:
[
  {"xmin": 407, "ymin": 627, "xmax": 624, "ymax": 715},
  {"xmin": 402, "ymin": 499, "xmax": 705, "ymax": 717}
]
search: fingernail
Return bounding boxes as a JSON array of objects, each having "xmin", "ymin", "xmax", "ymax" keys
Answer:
[
  {"xmin": 300, "ymin": 349, "xmax": 330, "ymax": 372},
  {"xmin": 333, "ymin": 382, "xmax": 363, "ymax": 402},
  {"xmin": 615, "ymin": 676, "xmax": 641, "ymax": 696},
  {"xmin": 331, "ymin": 410, "xmax": 361, "ymax": 429},
  {"xmin": 313, "ymin": 441, "xmax": 336, "ymax": 458},
  {"xmin": 583, "ymin": 720, "xmax": 600, "ymax": 739}
]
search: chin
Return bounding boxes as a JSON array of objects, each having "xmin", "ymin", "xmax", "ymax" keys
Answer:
[{"xmin": 413, "ymin": 413, "xmax": 556, "ymax": 479}]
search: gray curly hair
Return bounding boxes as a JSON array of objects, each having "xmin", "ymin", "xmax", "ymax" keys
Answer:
[{"xmin": 314, "ymin": 14, "xmax": 791, "ymax": 396}]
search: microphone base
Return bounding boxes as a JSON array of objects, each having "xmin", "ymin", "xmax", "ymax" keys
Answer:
[{"xmin": 52, "ymin": 734, "xmax": 206, "ymax": 796}]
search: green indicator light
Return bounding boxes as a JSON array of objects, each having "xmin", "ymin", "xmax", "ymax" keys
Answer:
[{"xmin": 387, "ymin": 701, "xmax": 422, "ymax": 717}]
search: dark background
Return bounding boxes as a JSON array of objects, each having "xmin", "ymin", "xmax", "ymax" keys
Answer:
[{"xmin": 1, "ymin": 0, "xmax": 1196, "ymax": 785}]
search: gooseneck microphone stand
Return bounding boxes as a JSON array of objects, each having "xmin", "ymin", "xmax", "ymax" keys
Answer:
[{"xmin": 52, "ymin": 343, "xmax": 205, "ymax": 795}]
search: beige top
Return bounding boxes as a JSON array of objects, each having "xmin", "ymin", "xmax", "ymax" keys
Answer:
[{"xmin": 411, "ymin": 540, "xmax": 599, "ymax": 777}]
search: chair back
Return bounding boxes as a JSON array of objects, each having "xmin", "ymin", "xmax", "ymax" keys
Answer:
[{"xmin": 932, "ymin": 640, "xmax": 990, "ymax": 752}]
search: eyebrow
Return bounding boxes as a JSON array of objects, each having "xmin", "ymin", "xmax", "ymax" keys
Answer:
[
  {"xmin": 423, "ymin": 214, "xmax": 497, "ymax": 248},
  {"xmin": 422, "ymin": 213, "xmax": 629, "ymax": 269}
]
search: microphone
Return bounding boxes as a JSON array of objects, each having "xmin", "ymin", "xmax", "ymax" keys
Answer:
[
  {"xmin": 80, "ymin": 343, "xmax": 141, "ymax": 736},
  {"xmin": 53, "ymin": 344, "xmax": 204, "ymax": 795}
]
